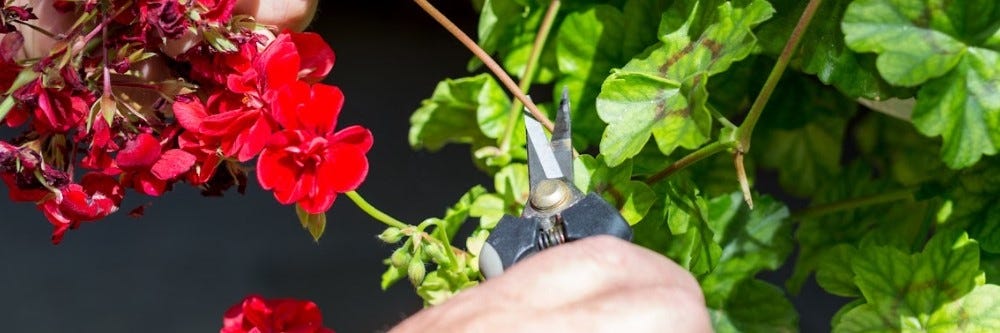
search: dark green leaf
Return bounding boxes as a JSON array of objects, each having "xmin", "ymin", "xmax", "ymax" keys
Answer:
[
  {"xmin": 702, "ymin": 193, "xmax": 792, "ymax": 305},
  {"xmin": 757, "ymin": 0, "xmax": 911, "ymax": 99},
  {"xmin": 815, "ymin": 244, "xmax": 860, "ymax": 297},
  {"xmin": 710, "ymin": 279, "xmax": 798, "ymax": 333},
  {"xmin": 573, "ymin": 154, "xmax": 656, "ymax": 224},
  {"xmin": 634, "ymin": 177, "xmax": 721, "ymax": 277}
]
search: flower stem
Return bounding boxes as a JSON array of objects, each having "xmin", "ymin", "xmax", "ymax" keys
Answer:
[
  {"xmin": 345, "ymin": 191, "xmax": 409, "ymax": 230},
  {"xmin": 499, "ymin": 0, "xmax": 561, "ymax": 151},
  {"xmin": 789, "ymin": 187, "xmax": 916, "ymax": 221},
  {"xmin": 412, "ymin": 0, "xmax": 554, "ymax": 132},
  {"xmin": 645, "ymin": 141, "xmax": 731, "ymax": 184},
  {"xmin": 734, "ymin": 0, "xmax": 823, "ymax": 152}
]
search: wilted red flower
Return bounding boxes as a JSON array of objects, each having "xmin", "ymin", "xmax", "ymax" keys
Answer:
[
  {"xmin": 38, "ymin": 173, "xmax": 124, "ymax": 244},
  {"xmin": 257, "ymin": 83, "xmax": 371, "ymax": 214},
  {"xmin": 196, "ymin": 0, "xmax": 237, "ymax": 23},
  {"xmin": 139, "ymin": 0, "xmax": 189, "ymax": 39},
  {"xmin": 221, "ymin": 295, "xmax": 334, "ymax": 333}
]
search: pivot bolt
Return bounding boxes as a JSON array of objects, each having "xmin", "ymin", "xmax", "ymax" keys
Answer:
[{"xmin": 531, "ymin": 179, "xmax": 570, "ymax": 211}]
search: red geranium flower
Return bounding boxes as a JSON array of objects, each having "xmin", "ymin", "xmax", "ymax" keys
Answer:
[
  {"xmin": 257, "ymin": 83, "xmax": 371, "ymax": 214},
  {"xmin": 221, "ymin": 295, "xmax": 334, "ymax": 333},
  {"xmin": 38, "ymin": 173, "xmax": 124, "ymax": 244},
  {"xmin": 116, "ymin": 132, "xmax": 197, "ymax": 196}
]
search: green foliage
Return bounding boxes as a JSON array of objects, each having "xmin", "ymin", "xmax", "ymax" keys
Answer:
[
  {"xmin": 831, "ymin": 231, "xmax": 1000, "ymax": 332},
  {"xmin": 596, "ymin": 0, "xmax": 774, "ymax": 166},
  {"xmin": 843, "ymin": 0, "xmax": 1000, "ymax": 168},
  {"xmin": 393, "ymin": 0, "xmax": 1000, "ymax": 331}
]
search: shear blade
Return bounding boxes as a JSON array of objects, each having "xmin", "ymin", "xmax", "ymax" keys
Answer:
[{"xmin": 525, "ymin": 88, "xmax": 574, "ymax": 189}]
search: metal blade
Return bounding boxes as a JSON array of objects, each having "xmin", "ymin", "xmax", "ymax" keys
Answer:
[
  {"xmin": 552, "ymin": 87, "xmax": 573, "ymax": 180},
  {"xmin": 525, "ymin": 110, "xmax": 563, "ymax": 189}
]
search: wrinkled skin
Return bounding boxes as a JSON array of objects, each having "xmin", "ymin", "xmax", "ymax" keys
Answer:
[{"xmin": 391, "ymin": 236, "xmax": 712, "ymax": 333}]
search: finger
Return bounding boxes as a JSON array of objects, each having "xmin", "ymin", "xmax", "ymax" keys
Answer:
[
  {"xmin": 234, "ymin": 0, "xmax": 318, "ymax": 32},
  {"xmin": 14, "ymin": 0, "xmax": 75, "ymax": 59},
  {"xmin": 485, "ymin": 236, "xmax": 703, "ymax": 309}
]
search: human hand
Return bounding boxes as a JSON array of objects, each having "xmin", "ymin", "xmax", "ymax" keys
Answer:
[
  {"xmin": 390, "ymin": 236, "xmax": 712, "ymax": 333},
  {"xmin": 15, "ymin": 0, "xmax": 319, "ymax": 59}
]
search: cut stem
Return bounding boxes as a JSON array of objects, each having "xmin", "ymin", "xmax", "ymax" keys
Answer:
[
  {"xmin": 346, "ymin": 191, "xmax": 409, "ymax": 230},
  {"xmin": 790, "ymin": 188, "xmax": 916, "ymax": 221},
  {"xmin": 734, "ymin": 0, "xmax": 823, "ymax": 151},
  {"xmin": 500, "ymin": 0, "xmax": 561, "ymax": 150},
  {"xmin": 412, "ymin": 0, "xmax": 554, "ymax": 132},
  {"xmin": 645, "ymin": 141, "xmax": 730, "ymax": 184}
]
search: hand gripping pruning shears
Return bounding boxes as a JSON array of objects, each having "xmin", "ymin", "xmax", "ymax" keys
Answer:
[{"xmin": 478, "ymin": 89, "xmax": 633, "ymax": 279}]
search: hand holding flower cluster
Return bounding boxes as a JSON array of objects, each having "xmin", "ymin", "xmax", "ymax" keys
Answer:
[{"xmin": 0, "ymin": 0, "xmax": 369, "ymax": 244}]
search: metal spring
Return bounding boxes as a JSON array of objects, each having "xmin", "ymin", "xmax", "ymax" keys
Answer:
[{"xmin": 536, "ymin": 222, "xmax": 567, "ymax": 250}]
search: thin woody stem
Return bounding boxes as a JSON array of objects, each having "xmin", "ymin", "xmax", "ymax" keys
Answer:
[
  {"xmin": 412, "ymin": 0, "xmax": 554, "ymax": 132},
  {"xmin": 500, "ymin": 0, "xmax": 561, "ymax": 150}
]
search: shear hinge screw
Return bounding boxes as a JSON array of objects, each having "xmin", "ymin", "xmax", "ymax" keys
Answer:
[{"xmin": 531, "ymin": 179, "xmax": 570, "ymax": 212}]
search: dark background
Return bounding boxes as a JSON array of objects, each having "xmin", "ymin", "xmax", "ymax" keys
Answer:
[{"xmin": 0, "ymin": 2, "xmax": 841, "ymax": 332}]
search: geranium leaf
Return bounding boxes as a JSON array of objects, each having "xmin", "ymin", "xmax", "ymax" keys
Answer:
[
  {"xmin": 409, "ymin": 74, "xmax": 510, "ymax": 151},
  {"xmin": 815, "ymin": 244, "xmax": 860, "ymax": 298},
  {"xmin": 634, "ymin": 176, "xmax": 721, "ymax": 277},
  {"xmin": 701, "ymin": 193, "xmax": 792, "ymax": 305},
  {"xmin": 475, "ymin": 0, "xmax": 557, "ymax": 82},
  {"xmin": 756, "ymin": 0, "xmax": 912, "ymax": 99},
  {"xmin": 709, "ymin": 279, "xmax": 798, "ymax": 333},
  {"xmin": 573, "ymin": 154, "xmax": 655, "ymax": 225},
  {"xmin": 596, "ymin": 0, "xmax": 774, "ymax": 166},
  {"xmin": 843, "ymin": 0, "xmax": 1000, "ymax": 168},
  {"xmin": 832, "ymin": 230, "xmax": 985, "ymax": 332}
]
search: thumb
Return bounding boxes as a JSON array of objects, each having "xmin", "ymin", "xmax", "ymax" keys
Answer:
[
  {"xmin": 15, "ymin": 0, "xmax": 74, "ymax": 60},
  {"xmin": 234, "ymin": 0, "xmax": 318, "ymax": 32}
]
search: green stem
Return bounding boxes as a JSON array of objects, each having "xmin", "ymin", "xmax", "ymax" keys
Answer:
[
  {"xmin": 500, "ymin": 0, "xmax": 561, "ymax": 151},
  {"xmin": 789, "ymin": 188, "xmax": 916, "ymax": 221},
  {"xmin": 735, "ymin": 0, "xmax": 823, "ymax": 151},
  {"xmin": 346, "ymin": 191, "xmax": 409, "ymax": 230},
  {"xmin": 413, "ymin": 0, "xmax": 554, "ymax": 132},
  {"xmin": 645, "ymin": 141, "xmax": 731, "ymax": 184},
  {"xmin": 11, "ymin": 20, "xmax": 60, "ymax": 40}
]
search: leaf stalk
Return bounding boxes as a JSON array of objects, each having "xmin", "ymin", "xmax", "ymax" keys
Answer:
[{"xmin": 789, "ymin": 187, "xmax": 916, "ymax": 221}]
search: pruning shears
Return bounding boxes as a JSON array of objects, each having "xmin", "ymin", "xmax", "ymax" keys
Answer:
[{"xmin": 478, "ymin": 89, "xmax": 633, "ymax": 279}]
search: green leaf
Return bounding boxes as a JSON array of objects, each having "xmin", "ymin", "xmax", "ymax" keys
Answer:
[
  {"xmin": 854, "ymin": 112, "xmax": 948, "ymax": 186},
  {"xmin": 945, "ymin": 157, "xmax": 1000, "ymax": 253},
  {"xmin": 596, "ymin": 0, "xmax": 774, "ymax": 166},
  {"xmin": 556, "ymin": 5, "xmax": 627, "ymax": 147},
  {"xmin": 701, "ymin": 193, "xmax": 793, "ymax": 305},
  {"xmin": 475, "ymin": 0, "xmax": 557, "ymax": 82},
  {"xmin": 573, "ymin": 154, "xmax": 655, "ymax": 225},
  {"xmin": 925, "ymin": 284, "xmax": 1000, "ymax": 332},
  {"xmin": 710, "ymin": 279, "xmax": 798, "ymax": 333},
  {"xmin": 756, "ymin": 0, "xmax": 912, "ymax": 99},
  {"xmin": 494, "ymin": 163, "xmax": 530, "ymax": 213},
  {"xmin": 634, "ymin": 177, "xmax": 721, "ymax": 277},
  {"xmin": 815, "ymin": 244, "xmax": 860, "ymax": 297},
  {"xmin": 295, "ymin": 204, "xmax": 326, "ymax": 242},
  {"xmin": 381, "ymin": 265, "xmax": 407, "ymax": 291},
  {"xmin": 409, "ymin": 74, "xmax": 511, "ymax": 151},
  {"xmin": 842, "ymin": 0, "xmax": 968, "ymax": 86},
  {"xmin": 789, "ymin": 163, "xmax": 930, "ymax": 293},
  {"xmin": 843, "ymin": 0, "xmax": 1000, "ymax": 168},
  {"xmin": 911, "ymin": 49, "xmax": 1000, "ymax": 169},
  {"xmin": 835, "ymin": 231, "xmax": 983, "ymax": 332},
  {"xmin": 751, "ymin": 73, "xmax": 855, "ymax": 196}
]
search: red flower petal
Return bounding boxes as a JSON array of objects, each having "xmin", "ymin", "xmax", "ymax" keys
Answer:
[
  {"xmin": 258, "ymin": 33, "xmax": 301, "ymax": 91},
  {"xmin": 151, "ymin": 149, "xmax": 197, "ymax": 180},
  {"xmin": 256, "ymin": 143, "xmax": 299, "ymax": 204},
  {"xmin": 325, "ymin": 143, "xmax": 368, "ymax": 193},
  {"xmin": 299, "ymin": 84, "xmax": 344, "ymax": 135},
  {"xmin": 173, "ymin": 97, "xmax": 208, "ymax": 133},
  {"xmin": 116, "ymin": 133, "xmax": 162, "ymax": 171},
  {"xmin": 291, "ymin": 32, "xmax": 335, "ymax": 83},
  {"xmin": 330, "ymin": 125, "xmax": 373, "ymax": 153}
]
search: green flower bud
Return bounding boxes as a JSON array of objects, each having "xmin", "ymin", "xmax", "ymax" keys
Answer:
[
  {"xmin": 408, "ymin": 259, "xmax": 427, "ymax": 286},
  {"xmin": 424, "ymin": 243, "xmax": 451, "ymax": 264},
  {"xmin": 390, "ymin": 248, "xmax": 411, "ymax": 268},
  {"xmin": 378, "ymin": 227, "xmax": 404, "ymax": 243}
]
